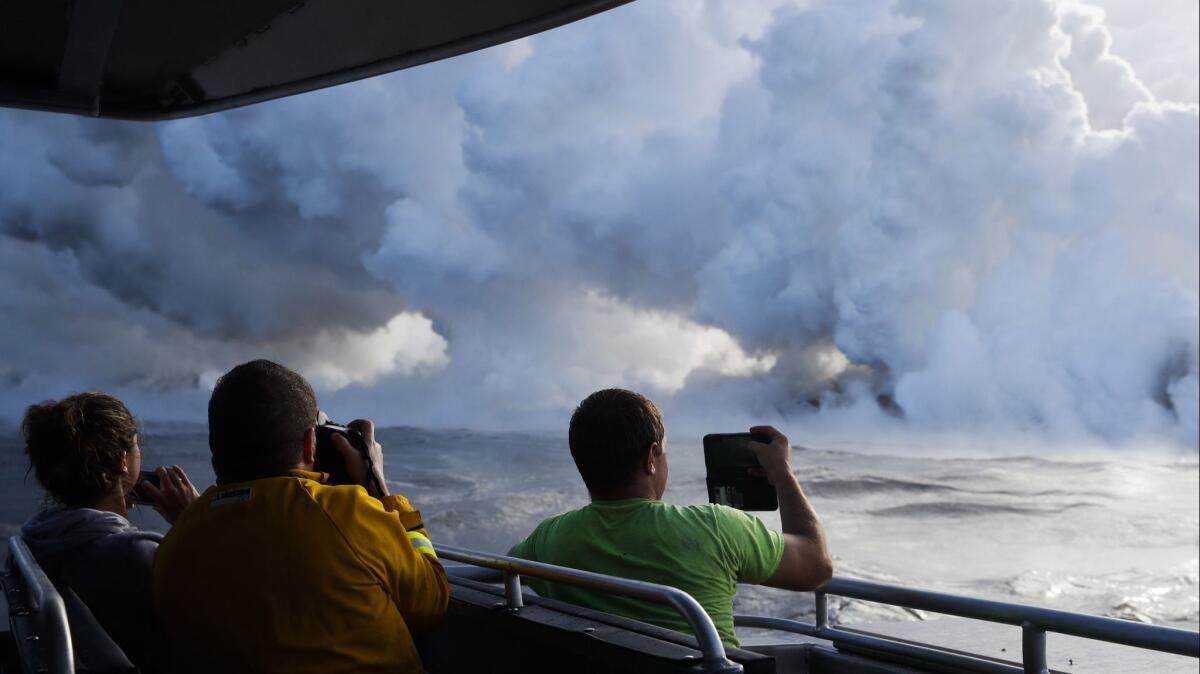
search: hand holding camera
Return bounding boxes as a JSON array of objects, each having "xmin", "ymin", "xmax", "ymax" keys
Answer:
[
  {"xmin": 746, "ymin": 425, "xmax": 794, "ymax": 485},
  {"xmin": 131, "ymin": 465, "xmax": 199, "ymax": 523},
  {"xmin": 314, "ymin": 414, "xmax": 389, "ymax": 498}
]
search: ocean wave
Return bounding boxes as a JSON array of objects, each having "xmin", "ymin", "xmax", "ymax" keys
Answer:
[
  {"xmin": 998, "ymin": 563, "xmax": 1200, "ymax": 624},
  {"xmin": 800, "ymin": 472, "xmax": 1114, "ymax": 501},
  {"xmin": 868, "ymin": 501, "xmax": 1095, "ymax": 518},
  {"xmin": 805, "ymin": 476, "xmax": 960, "ymax": 497},
  {"xmin": 734, "ymin": 561, "xmax": 937, "ymax": 626},
  {"xmin": 389, "ymin": 469, "xmax": 477, "ymax": 493},
  {"xmin": 971, "ymin": 488, "xmax": 1111, "ymax": 499}
]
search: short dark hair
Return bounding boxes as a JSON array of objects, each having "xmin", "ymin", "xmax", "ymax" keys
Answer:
[
  {"xmin": 568, "ymin": 389, "xmax": 665, "ymax": 494},
  {"xmin": 23, "ymin": 392, "xmax": 138, "ymax": 508},
  {"xmin": 208, "ymin": 360, "xmax": 317, "ymax": 484}
]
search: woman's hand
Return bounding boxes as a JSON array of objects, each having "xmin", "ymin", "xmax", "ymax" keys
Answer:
[{"xmin": 142, "ymin": 465, "xmax": 199, "ymax": 524}]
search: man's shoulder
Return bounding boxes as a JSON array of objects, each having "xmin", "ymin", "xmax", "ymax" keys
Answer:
[
  {"xmin": 510, "ymin": 506, "xmax": 587, "ymax": 554},
  {"xmin": 657, "ymin": 501, "xmax": 737, "ymax": 526},
  {"xmin": 299, "ymin": 478, "xmax": 375, "ymax": 506},
  {"xmin": 656, "ymin": 502, "xmax": 772, "ymax": 544},
  {"xmin": 207, "ymin": 475, "xmax": 375, "ymax": 510},
  {"xmin": 699, "ymin": 502, "xmax": 757, "ymax": 523},
  {"xmin": 167, "ymin": 477, "xmax": 367, "ymax": 541},
  {"xmin": 530, "ymin": 506, "xmax": 588, "ymax": 534},
  {"xmin": 297, "ymin": 480, "xmax": 398, "ymax": 535}
]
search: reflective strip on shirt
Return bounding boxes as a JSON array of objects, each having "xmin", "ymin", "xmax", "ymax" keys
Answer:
[{"xmin": 406, "ymin": 531, "xmax": 437, "ymax": 558}]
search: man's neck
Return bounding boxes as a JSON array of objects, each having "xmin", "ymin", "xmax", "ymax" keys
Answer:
[{"xmin": 590, "ymin": 482, "xmax": 659, "ymax": 503}]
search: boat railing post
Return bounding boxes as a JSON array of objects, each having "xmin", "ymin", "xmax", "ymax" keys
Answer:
[
  {"xmin": 502, "ymin": 571, "xmax": 524, "ymax": 610},
  {"xmin": 815, "ymin": 591, "xmax": 829, "ymax": 629},
  {"xmin": 1021, "ymin": 621, "xmax": 1048, "ymax": 674}
]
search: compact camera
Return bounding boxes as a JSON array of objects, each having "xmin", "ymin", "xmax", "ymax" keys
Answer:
[{"xmin": 129, "ymin": 470, "xmax": 161, "ymax": 504}]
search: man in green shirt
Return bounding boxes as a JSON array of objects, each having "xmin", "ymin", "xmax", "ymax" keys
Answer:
[{"xmin": 508, "ymin": 388, "xmax": 832, "ymax": 647}]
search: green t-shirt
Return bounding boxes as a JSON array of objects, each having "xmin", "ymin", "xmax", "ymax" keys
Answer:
[{"xmin": 507, "ymin": 498, "xmax": 784, "ymax": 646}]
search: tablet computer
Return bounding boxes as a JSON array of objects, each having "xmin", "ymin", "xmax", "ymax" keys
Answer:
[{"xmin": 703, "ymin": 433, "xmax": 778, "ymax": 511}]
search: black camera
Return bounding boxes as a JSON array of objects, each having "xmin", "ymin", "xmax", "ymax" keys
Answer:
[
  {"xmin": 313, "ymin": 412, "xmax": 373, "ymax": 487},
  {"xmin": 129, "ymin": 470, "xmax": 161, "ymax": 505}
]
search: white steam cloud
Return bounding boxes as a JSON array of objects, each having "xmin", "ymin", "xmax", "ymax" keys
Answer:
[{"xmin": 0, "ymin": 0, "xmax": 1196, "ymax": 448}]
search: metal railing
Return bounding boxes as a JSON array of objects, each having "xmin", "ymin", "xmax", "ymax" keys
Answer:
[
  {"xmin": 735, "ymin": 576, "xmax": 1200, "ymax": 674},
  {"xmin": 5, "ymin": 536, "xmax": 75, "ymax": 674},
  {"xmin": 435, "ymin": 543, "xmax": 743, "ymax": 673}
]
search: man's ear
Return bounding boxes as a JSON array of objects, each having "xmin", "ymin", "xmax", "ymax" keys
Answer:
[
  {"xmin": 301, "ymin": 427, "xmax": 316, "ymax": 466},
  {"xmin": 118, "ymin": 451, "xmax": 130, "ymax": 476},
  {"xmin": 644, "ymin": 442, "xmax": 660, "ymax": 475}
]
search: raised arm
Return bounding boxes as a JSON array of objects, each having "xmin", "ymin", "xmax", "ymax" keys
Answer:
[
  {"xmin": 333, "ymin": 419, "xmax": 449, "ymax": 627},
  {"xmin": 749, "ymin": 425, "xmax": 833, "ymax": 591}
]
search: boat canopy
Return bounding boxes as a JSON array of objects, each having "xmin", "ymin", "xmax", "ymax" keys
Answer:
[{"xmin": 0, "ymin": 0, "xmax": 631, "ymax": 120}]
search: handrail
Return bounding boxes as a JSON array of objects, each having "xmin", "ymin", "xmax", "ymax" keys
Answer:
[
  {"xmin": 7, "ymin": 536, "xmax": 75, "ymax": 674},
  {"xmin": 435, "ymin": 544, "xmax": 743, "ymax": 674},
  {"xmin": 824, "ymin": 577, "xmax": 1198, "ymax": 655},
  {"xmin": 735, "ymin": 576, "xmax": 1200, "ymax": 674}
]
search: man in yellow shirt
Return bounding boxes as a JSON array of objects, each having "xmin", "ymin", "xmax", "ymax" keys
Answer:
[{"xmin": 154, "ymin": 360, "xmax": 447, "ymax": 673}]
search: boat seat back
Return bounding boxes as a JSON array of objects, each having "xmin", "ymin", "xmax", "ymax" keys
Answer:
[
  {"xmin": 417, "ymin": 576, "xmax": 777, "ymax": 674},
  {"xmin": 3, "ymin": 537, "xmax": 136, "ymax": 674},
  {"xmin": 58, "ymin": 587, "xmax": 136, "ymax": 674}
]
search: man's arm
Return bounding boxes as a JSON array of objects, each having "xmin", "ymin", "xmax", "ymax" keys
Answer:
[
  {"xmin": 749, "ymin": 425, "xmax": 833, "ymax": 591},
  {"xmin": 332, "ymin": 419, "xmax": 450, "ymax": 628},
  {"xmin": 375, "ymin": 494, "xmax": 450, "ymax": 629}
]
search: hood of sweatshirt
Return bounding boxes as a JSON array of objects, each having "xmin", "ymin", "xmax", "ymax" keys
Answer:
[{"xmin": 20, "ymin": 506, "xmax": 138, "ymax": 567}]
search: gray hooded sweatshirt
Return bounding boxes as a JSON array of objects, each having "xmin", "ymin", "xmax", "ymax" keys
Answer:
[{"xmin": 21, "ymin": 507, "xmax": 163, "ymax": 668}]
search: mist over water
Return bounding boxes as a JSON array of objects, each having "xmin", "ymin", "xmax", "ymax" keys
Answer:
[{"xmin": 0, "ymin": 0, "xmax": 1196, "ymax": 449}]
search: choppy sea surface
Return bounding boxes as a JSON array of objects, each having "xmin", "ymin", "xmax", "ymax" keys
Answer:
[{"xmin": 1, "ymin": 426, "xmax": 1196, "ymax": 635}]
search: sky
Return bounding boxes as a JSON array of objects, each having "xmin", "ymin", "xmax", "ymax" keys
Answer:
[{"xmin": 0, "ymin": 0, "xmax": 1197, "ymax": 450}]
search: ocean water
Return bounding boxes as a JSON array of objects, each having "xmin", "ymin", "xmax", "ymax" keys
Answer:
[{"xmin": 1, "ymin": 426, "xmax": 1196, "ymax": 633}]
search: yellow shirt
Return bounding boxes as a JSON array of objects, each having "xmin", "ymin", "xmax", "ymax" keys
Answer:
[{"xmin": 154, "ymin": 470, "xmax": 448, "ymax": 673}]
